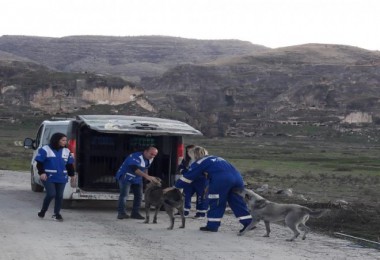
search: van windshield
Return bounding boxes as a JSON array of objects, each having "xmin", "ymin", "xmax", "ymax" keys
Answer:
[{"xmin": 42, "ymin": 125, "xmax": 69, "ymax": 146}]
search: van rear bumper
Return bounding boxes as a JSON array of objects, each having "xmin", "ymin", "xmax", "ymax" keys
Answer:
[
  {"xmin": 69, "ymin": 190, "xmax": 137, "ymax": 201},
  {"xmin": 71, "ymin": 190, "xmax": 120, "ymax": 200}
]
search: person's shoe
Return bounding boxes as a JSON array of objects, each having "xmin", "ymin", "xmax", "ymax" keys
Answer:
[
  {"xmin": 199, "ymin": 226, "xmax": 218, "ymax": 232},
  {"xmin": 37, "ymin": 211, "xmax": 46, "ymax": 218},
  {"xmin": 52, "ymin": 214, "xmax": 63, "ymax": 222},
  {"xmin": 130, "ymin": 213, "xmax": 145, "ymax": 220},
  {"xmin": 117, "ymin": 213, "xmax": 130, "ymax": 220},
  {"xmin": 193, "ymin": 213, "xmax": 206, "ymax": 219},
  {"xmin": 239, "ymin": 224, "xmax": 256, "ymax": 233}
]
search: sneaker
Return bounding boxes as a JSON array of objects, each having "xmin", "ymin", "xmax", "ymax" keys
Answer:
[
  {"xmin": 117, "ymin": 213, "xmax": 130, "ymax": 220},
  {"xmin": 37, "ymin": 211, "xmax": 46, "ymax": 218},
  {"xmin": 52, "ymin": 214, "xmax": 63, "ymax": 221},
  {"xmin": 130, "ymin": 213, "xmax": 145, "ymax": 220},
  {"xmin": 200, "ymin": 226, "xmax": 218, "ymax": 232},
  {"xmin": 239, "ymin": 224, "xmax": 256, "ymax": 233}
]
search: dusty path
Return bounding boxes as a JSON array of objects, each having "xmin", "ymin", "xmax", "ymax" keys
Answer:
[{"xmin": 0, "ymin": 170, "xmax": 379, "ymax": 260}]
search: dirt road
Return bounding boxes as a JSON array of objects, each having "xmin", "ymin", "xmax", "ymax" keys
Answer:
[{"xmin": 0, "ymin": 170, "xmax": 378, "ymax": 260}]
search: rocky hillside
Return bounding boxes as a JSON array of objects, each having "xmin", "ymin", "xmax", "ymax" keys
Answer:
[
  {"xmin": 142, "ymin": 44, "xmax": 380, "ymax": 136},
  {"xmin": 1, "ymin": 36, "xmax": 380, "ymax": 138},
  {"xmin": 0, "ymin": 35, "xmax": 267, "ymax": 82}
]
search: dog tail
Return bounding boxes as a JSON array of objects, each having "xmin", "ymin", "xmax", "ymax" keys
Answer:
[{"xmin": 307, "ymin": 209, "xmax": 328, "ymax": 218}]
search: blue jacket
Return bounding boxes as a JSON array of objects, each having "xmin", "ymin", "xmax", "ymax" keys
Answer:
[
  {"xmin": 115, "ymin": 152, "xmax": 153, "ymax": 185},
  {"xmin": 35, "ymin": 145, "xmax": 74, "ymax": 183},
  {"xmin": 175, "ymin": 155, "xmax": 244, "ymax": 189}
]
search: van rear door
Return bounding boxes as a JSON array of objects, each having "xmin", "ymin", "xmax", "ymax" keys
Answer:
[{"xmin": 67, "ymin": 115, "xmax": 202, "ymax": 198}]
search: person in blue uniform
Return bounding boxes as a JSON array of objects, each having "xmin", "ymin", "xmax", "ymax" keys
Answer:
[
  {"xmin": 177, "ymin": 145, "xmax": 209, "ymax": 218},
  {"xmin": 170, "ymin": 146, "xmax": 252, "ymax": 232},
  {"xmin": 35, "ymin": 132, "xmax": 76, "ymax": 221},
  {"xmin": 115, "ymin": 146, "xmax": 159, "ymax": 220}
]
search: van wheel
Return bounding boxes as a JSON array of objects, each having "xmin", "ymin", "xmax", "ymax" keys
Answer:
[{"xmin": 31, "ymin": 168, "xmax": 44, "ymax": 192}]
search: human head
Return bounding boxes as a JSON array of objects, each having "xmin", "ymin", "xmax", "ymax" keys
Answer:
[
  {"xmin": 143, "ymin": 146, "xmax": 158, "ymax": 160},
  {"xmin": 185, "ymin": 144, "xmax": 195, "ymax": 162},
  {"xmin": 188, "ymin": 146, "xmax": 208, "ymax": 161},
  {"xmin": 50, "ymin": 132, "xmax": 67, "ymax": 150}
]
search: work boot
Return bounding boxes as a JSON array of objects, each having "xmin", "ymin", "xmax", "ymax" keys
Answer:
[
  {"xmin": 199, "ymin": 226, "xmax": 218, "ymax": 232},
  {"xmin": 130, "ymin": 212, "xmax": 145, "ymax": 220},
  {"xmin": 52, "ymin": 214, "xmax": 63, "ymax": 222},
  {"xmin": 37, "ymin": 211, "xmax": 46, "ymax": 218},
  {"xmin": 117, "ymin": 213, "xmax": 130, "ymax": 220},
  {"xmin": 239, "ymin": 224, "xmax": 256, "ymax": 233}
]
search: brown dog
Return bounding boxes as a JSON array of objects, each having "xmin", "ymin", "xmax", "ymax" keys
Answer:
[{"xmin": 144, "ymin": 178, "xmax": 185, "ymax": 230}]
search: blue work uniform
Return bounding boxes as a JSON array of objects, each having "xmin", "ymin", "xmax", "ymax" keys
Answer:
[
  {"xmin": 175, "ymin": 155, "xmax": 252, "ymax": 231},
  {"xmin": 115, "ymin": 151, "xmax": 153, "ymax": 215},
  {"xmin": 115, "ymin": 152, "xmax": 153, "ymax": 184},
  {"xmin": 178, "ymin": 159, "xmax": 209, "ymax": 217},
  {"xmin": 35, "ymin": 145, "xmax": 74, "ymax": 183}
]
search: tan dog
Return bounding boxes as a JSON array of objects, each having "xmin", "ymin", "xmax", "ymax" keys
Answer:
[
  {"xmin": 236, "ymin": 188, "xmax": 326, "ymax": 241},
  {"xmin": 144, "ymin": 178, "xmax": 185, "ymax": 230}
]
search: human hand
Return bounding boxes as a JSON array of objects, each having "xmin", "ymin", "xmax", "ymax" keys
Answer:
[
  {"xmin": 40, "ymin": 173, "xmax": 47, "ymax": 181},
  {"xmin": 147, "ymin": 175, "xmax": 159, "ymax": 184}
]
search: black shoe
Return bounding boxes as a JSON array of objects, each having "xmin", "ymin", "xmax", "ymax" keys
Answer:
[
  {"xmin": 52, "ymin": 214, "xmax": 63, "ymax": 221},
  {"xmin": 200, "ymin": 226, "xmax": 218, "ymax": 232},
  {"xmin": 239, "ymin": 224, "xmax": 256, "ymax": 233},
  {"xmin": 37, "ymin": 211, "xmax": 46, "ymax": 218},
  {"xmin": 117, "ymin": 214, "xmax": 130, "ymax": 220},
  {"xmin": 130, "ymin": 213, "xmax": 145, "ymax": 220},
  {"xmin": 193, "ymin": 213, "xmax": 206, "ymax": 219}
]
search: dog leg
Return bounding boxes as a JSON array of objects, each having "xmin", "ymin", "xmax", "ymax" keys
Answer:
[
  {"xmin": 153, "ymin": 206, "xmax": 160, "ymax": 224},
  {"xmin": 299, "ymin": 223, "xmax": 310, "ymax": 240},
  {"xmin": 178, "ymin": 208, "xmax": 185, "ymax": 228},
  {"xmin": 165, "ymin": 205, "xmax": 175, "ymax": 230},
  {"xmin": 263, "ymin": 220, "xmax": 271, "ymax": 237},
  {"xmin": 285, "ymin": 222, "xmax": 300, "ymax": 242},
  {"xmin": 238, "ymin": 219, "xmax": 259, "ymax": 236},
  {"xmin": 144, "ymin": 204, "xmax": 150, "ymax": 224}
]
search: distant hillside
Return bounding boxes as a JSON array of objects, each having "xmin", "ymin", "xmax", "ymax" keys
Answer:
[
  {"xmin": 142, "ymin": 44, "xmax": 380, "ymax": 136},
  {"xmin": 1, "ymin": 36, "xmax": 380, "ymax": 138},
  {"xmin": 0, "ymin": 35, "xmax": 268, "ymax": 82}
]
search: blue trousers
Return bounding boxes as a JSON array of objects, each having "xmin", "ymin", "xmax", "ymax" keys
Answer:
[
  {"xmin": 206, "ymin": 181, "xmax": 252, "ymax": 230},
  {"xmin": 41, "ymin": 181, "xmax": 66, "ymax": 215},
  {"xmin": 117, "ymin": 180, "xmax": 143, "ymax": 215},
  {"xmin": 183, "ymin": 179, "xmax": 209, "ymax": 216}
]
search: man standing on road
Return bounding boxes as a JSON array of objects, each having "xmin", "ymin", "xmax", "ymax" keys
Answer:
[{"xmin": 115, "ymin": 146, "xmax": 159, "ymax": 220}]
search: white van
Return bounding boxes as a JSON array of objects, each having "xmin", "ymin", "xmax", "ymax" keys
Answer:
[{"xmin": 24, "ymin": 115, "xmax": 202, "ymax": 205}]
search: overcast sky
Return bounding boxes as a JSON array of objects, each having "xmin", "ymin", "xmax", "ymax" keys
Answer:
[{"xmin": 2, "ymin": 0, "xmax": 379, "ymax": 51}]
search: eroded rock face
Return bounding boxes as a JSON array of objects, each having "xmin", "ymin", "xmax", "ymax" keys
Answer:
[
  {"xmin": 28, "ymin": 85, "xmax": 155, "ymax": 114},
  {"xmin": 342, "ymin": 112, "xmax": 373, "ymax": 124}
]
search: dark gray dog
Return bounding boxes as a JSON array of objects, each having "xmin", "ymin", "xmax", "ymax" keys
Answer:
[
  {"xmin": 236, "ymin": 188, "xmax": 326, "ymax": 241},
  {"xmin": 144, "ymin": 179, "xmax": 185, "ymax": 230}
]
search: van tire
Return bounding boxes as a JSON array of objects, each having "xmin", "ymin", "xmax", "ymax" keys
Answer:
[{"xmin": 31, "ymin": 168, "xmax": 44, "ymax": 192}]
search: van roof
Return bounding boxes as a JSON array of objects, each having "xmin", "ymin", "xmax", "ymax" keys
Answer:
[{"xmin": 76, "ymin": 115, "xmax": 203, "ymax": 136}]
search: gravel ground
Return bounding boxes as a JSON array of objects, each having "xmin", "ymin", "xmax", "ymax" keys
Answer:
[{"xmin": 0, "ymin": 170, "xmax": 379, "ymax": 260}]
